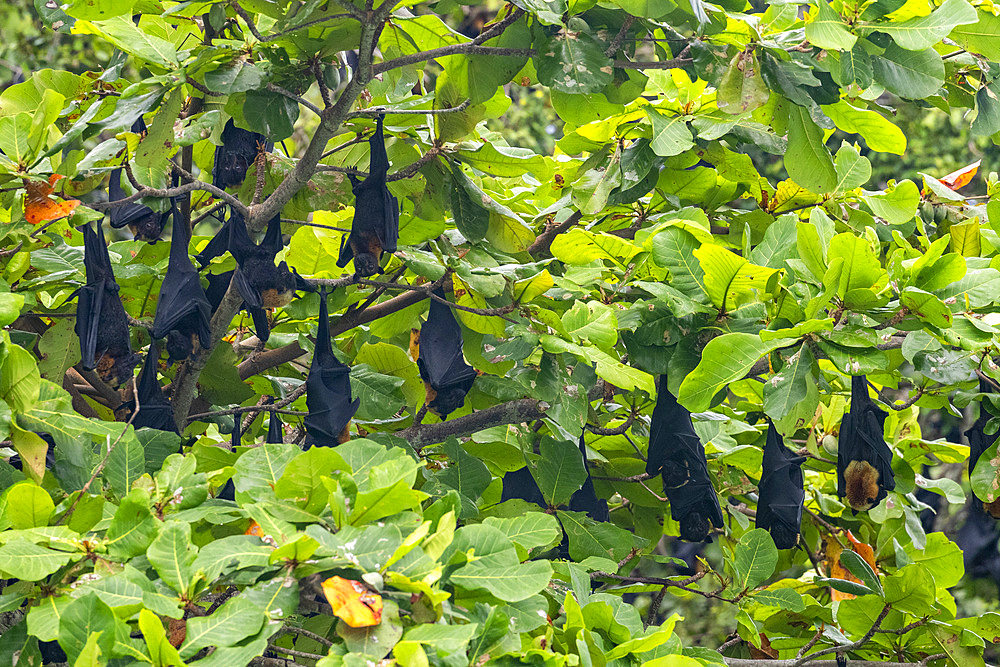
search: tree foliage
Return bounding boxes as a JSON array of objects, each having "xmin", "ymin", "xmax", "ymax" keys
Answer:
[{"xmin": 1, "ymin": 0, "xmax": 1000, "ymax": 665}]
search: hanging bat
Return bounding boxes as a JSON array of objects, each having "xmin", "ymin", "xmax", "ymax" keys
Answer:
[
  {"xmin": 416, "ymin": 289, "xmax": 477, "ymax": 418},
  {"xmin": 755, "ymin": 421, "xmax": 804, "ymax": 549},
  {"xmin": 107, "ymin": 167, "xmax": 171, "ymax": 243},
  {"xmin": 228, "ymin": 211, "xmax": 313, "ymax": 341},
  {"xmin": 837, "ymin": 375, "xmax": 894, "ymax": 512},
  {"xmin": 123, "ymin": 343, "xmax": 178, "ymax": 433},
  {"xmin": 73, "ymin": 222, "xmax": 140, "ymax": 386},
  {"xmin": 958, "ymin": 498, "xmax": 1000, "ymax": 584},
  {"xmin": 195, "ymin": 211, "xmax": 233, "ymax": 269},
  {"xmin": 151, "ymin": 198, "xmax": 212, "ymax": 363},
  {"xmin": 304, "ymin": 287, "xmax": 360, "ymax": 446},
  {"xmin": 648, "ymin": 374, "xmax": 724, "ymax": 542},
  {"xmin": 337, "ymin": 114, "xmax": 399, "ymax": 278},
  {"xmin": 267, "ymin": 411, "xmax": 283, "ymax": 444},
  {"xmin": 501, "ymin": 434, "xmax": 608, "ymax": 522},
  {"xmin": 213, "ymin": 118, "xmax": 272, "ymax": 190},
  {"xmin": 966, "ymin": 378, "xmax": 1000, "ymax": 518}
]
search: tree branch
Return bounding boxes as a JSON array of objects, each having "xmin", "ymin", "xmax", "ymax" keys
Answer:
[
  {"xmin": 266, "ymin": 83, "xmax": 321, "ymax": 117},
  {"xmin": 398, "ymin": 398, "xmax": 549, "ymax": 449}
]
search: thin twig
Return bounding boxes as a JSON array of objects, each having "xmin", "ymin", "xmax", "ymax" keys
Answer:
[
  {"xmin": 266, "ymin": 83, "xmax": 322, "ymax": 116},
  {"xmin": 347, "ymin": 101, "xmax": 471, "ymax": 116},
  {"xmin": 792, "ymin": 604, "xmax": 891, "ymax": 666},
  {"xmin": 280, "ymin": 626, "xmax": 334, "ymax": 648}
]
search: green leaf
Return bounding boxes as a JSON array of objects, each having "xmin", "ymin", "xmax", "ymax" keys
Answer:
[
  {"xmin": 871, "ymin": 43, "xmax": 944, "ymax": 99},
  {"xmin": 0, "ymin": 539, "xmax": 74, "ymax": 580},
  {"xmin": 58, "ymin": 594, "xmax": 115, "ymax": 664},
  {"xmin": 572, "ymin": 144, "xmax": 623, "ymax": 215},
  {"xmin": 805, "ymin": 0, "xmax": 857, "ymax": 50},
  {"xmin": 694, "ymin": 244, "xmax": 781, "ymax": 311},
  {"xmin": 147, "ymin": 521, "xmax": 199, "ymax": 597},
  {"xmin": 839, "ymin": 549, "xmax": 884, "ymax": 596},
  {"xmin": 678, "ymin": 334, "xmax": 796, "ymax": 412},
  {"xmin": 450, "ymin": 556, "xmax": 553, "ymax": 602},
  {"xmin": 900, "ymin": 287, "xmax": 952, "ymax": 328},
  {"xmin": 814, "ymin": 577, "xmax": 876, "ymax": 596},
  {"xmin": 139, "ymin": 609, "xmax": 187, "ymax": 667},
  {"xmin": 551, "ymin": 228, "xmax": 642, "ymax": 268},
  {"xmin": 133, "ymin": 88, "xmax": 182, "ymax": 189},
  {"xmin": 763, "ymin": 344, "xmax": 817, "ymax": 422},
  {"xmin": 65, "ymin": 0, "xmax": 136, "ymax": 22},
  {"xmin": 73, "ymin": 16, "xmax": 179, "ymax": 68},
  {"xmin": 105, "ymin": 489, "xmax": 159, "ymax": 559},
  {"xmin": 180, "ymin": 597, "xmax": 265, "ymax": 658},
  {"xmin": 0, "ymin": 113, "xmax": 33, "ymax": 165},
  {"xmin": 784, "ymin": 104, "xmax": 836, "ymax": 193},
  {"xmin": 243, "ymin": 90, "xmax": 299, "ymax": 141},
  {"xmin": 437, "ymin": 439, "xmax": 492, "ymax": 514},
  {"xmin": 952, "ymin": 9, "xmax": 1000, "ymax": 61},
  {"xmin": 534, "ymin": 438, "xmax": 587, "ymax": 507},
  {"xmin": 862, "ymin": 179, "xmax": 920, "ymax": 224},
  {"xmin": 559, "ymin": 509, "xmax": 643, "ymax": 561},
  {"xmin": 483, "ymin": 513, "xmax": 561, "ymax": 552},
  {"xmin": 645, "ymin": 107, "xmax": 695, "ymax": 157},
  {"xmin": 450, "ymin": 163, "xmax": 490, "ymax": 242},
  {"xmin": 1, "ymin": 344, "xmax": 40, "ymax": 413},
  {"xmin": 536, "ymin": 31, "xmax": 613, "ymax": 94},
  {"xmin": 840, "ymin": 43, "xmax": 873, "ymax": 89},
  {"xmin": 37, "ymin": 316, "xmax": 79, "ymax": 382},
  {"xmin": 232, "ymin": 444, "xmax": 301, "ymax": 501},
  {"xmin": 950, "ymin": 220, "xmax": 981, "ymax": 257},
  {"xmin": 823, "ymin": 102, "xmax": 906, "ymax": 155},
  {"xmin": 733, "ymin": 528, "xmax": 778, "ymax": 590},
  {"xmin": 872, "ymin": 0, "xmax": 976, "ymax": 51},
  {"xmin": 3, "ymin": 482, "xmax": 55, "ymax": 529},
  {"xmin": 649, "ymin": 226, "xmax": 707, "ymax": 298},
  {"xmin": 827, "ymin": 232, "xmax": 883, "ymax": 298},
  {"xmin": 833, "ymin": 143, "xmax": 873, "ymax": 192},
  {"xmin": 751, "ymin": 587, "xmax": 806, "ymax": 611},
  {"xmin": 105, "ymin": 436, "xmax": 145, "ymax": 499},
  {"xmin": 717, "ymin": 51, "xmax": 769, "ymax": 115}
]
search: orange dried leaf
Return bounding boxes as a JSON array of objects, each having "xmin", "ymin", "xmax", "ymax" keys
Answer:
[
  {"xmin": 245, "ymin": 521, "xmax": 265, "ymax": 538},
  {"xmin": 321, "ymin": 576, "xmax": 383, "ymax": 628},
  {"xmin": 23, "ymin": 175, "xmax": 81, "ymax": 225},
  {"xmin": 938, "ymin": 160, "xmax": 980, "ymax": 191}
]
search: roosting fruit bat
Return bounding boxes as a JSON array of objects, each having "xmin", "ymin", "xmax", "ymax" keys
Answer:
[
  {"xmin": 195, "ymin": 213, "xmax": 233, "ymax": 269},
  {"xmin": 267, "ymin": 412, "xmax": 283, "ymax": 444},
  {"xmin": 107, "ymin": 167, "xmax": 172, "ymax": 243},
  {"xmin": 501, "ymin": 434, "xmax": 609, "ymax": 522},
  {"xmin": 755, "ymin": 421, "xmax": 804, "ymax": 549},
  {"xmin": 966, "ymin": 378, "xmax": 1000, "ymax": 518},
  {"xmin": 337, "ymin": 114, "xmax": 399, "ymax": 278},
  {"xmin": 122, "ymin": 343, "xmax": 178, "ymax": 433},
  {"xmin": 837, "ymin": 375, "xmax": 894, "ymax": 512},
  {"xmin": 228, "ymin": 211, "xmax": 312, "ymax": 341},
  {"xmin": 647, "ymin": 375, "xmax": 724, "ymax": 542},
  {"xmin": 958, "ymin": 498, "xmax": 1000, "ymax": 585},
  {"xmin": 416, "ymin": 289, "xmax": 477, "ymax": 418},
  {"xmin": 213, "ymin": 118, "xmax": 272, "ymax": 190},
  {"xmin": 73, "ymin": 222, "xmax": 140, "ymax": 386},
  {"xmin": 304, "ymin": 288, "xmax": 360, "ymax": 446},
  {"xmin": 151, "ymin": 198, "xmax": 212, "ymax": 363}
]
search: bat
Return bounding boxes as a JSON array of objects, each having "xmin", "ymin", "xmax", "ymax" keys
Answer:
[
  {"xmin": 124, "ymin": 343, "xmax": 178, "ymax": 433},
  {"xmin": 216, "ymin": 420, "xmax": 242, "ymax": 501},
  {"xmin": 227, "ymin": 211, "xmax": 313, "ymax": 341},
  {"xmin": 195, "ymin": 212, "xmax": 232, "ymax": 269},
  {"xmin": 647, "ymin": 374, "xmax": 724, "ymax": 542},
  {"xmin": 966, "ymin": 378, "xmax": 1000, "ymax": 518},
  {"xmin": 213, "ymin": 118, "xmax": 272, "ymax": 190},
  {"xmin": 337, "ymin": 114, "xmax": 399, "ymax": 278},
  {"xmin": 837, "ymin": 375, "xmax": 894, "ymax": 512},
  {"xmin": 267, "ymin": 412, "xmax": 283, "ymax": 444},
  {"xmin": 755, "ymin": 421, "xmax": 804, "ymax": 549},
  {"xmin": 416, "ymin": 289, "xmax": 477, "ymax": 418},
  {"xmin": 501, "ymin": 434, "xmax": 609, "ymax": 522},
  {"xmin": 304, "ymin": 287, "xmax": 360, "ymax": 446},
  {"xmin": 73, "ymin": 222, "xmax": 140, "ymax": 386},
  {"xmin": 958, "ymin": 499, "xmax": 1000, "ymax": 585},
  {"xmin": 107, "ymin": 167, "xmax": 171, "ymax": 243},
  {"xmin": 151, "ymin": 197, "xmax": 212, "ymax": 363}
]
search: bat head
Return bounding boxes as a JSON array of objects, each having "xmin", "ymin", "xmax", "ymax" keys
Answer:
[
  {"xmin": 679, "ymin": 510, "xmax": 711, "ymax": 543},
  {"xmin": 259, "ymin": 262, "xmax": 297, "ymax": 308},
  {"xmin": 768, "ymin": 523, "xmax": 799, "ymax": 550},
  {"xmin": 353, "ymin": 252, "xmax": 381, "ymax": 278},
  {"xmin": 844, "ymin": 459, "xmax": 883, "ymax": 511},
  {"xmin": 428, "ymin": 386, "xmax": 470, "ymax": 418},
  {"xmin": 98, "ymin": 350, "xmax": 141, "ymax": 387},
  {"xmin": 165, "ymin": 330, "xmax": 194, "ymax": 364}
]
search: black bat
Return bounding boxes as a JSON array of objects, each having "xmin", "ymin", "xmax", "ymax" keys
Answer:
[
  {"xmin": 837, "ymin": 375, "xmax": 894, "ymax": 512},
  {"xmin": 123, "ymin": 343, "xmax": 178, "ymax": 433},
  {"xmin": 416, "ymin": 289, "xmax": 477, "ymax": 418},
  {"xmin": 213, "ymin": 118, "xmax": 272, "ymax": 190},
  {"xmin": 647, "ymin": 375, "xmax": 724, "ymax": 542},
  {"xmin": 107, "ymin": 167, "xmax": 171, "ymax": 243},
  {"xmin": 304, "ymin": 287, "xmax": 359, "ymax": 446},
  {"xmin": 151, "ymin": 198, "xmax": 212, "ymax": 363},
  {"xmin": 195, "ymin": 212, "xmax": 233, "ymax": 269},
  {"xmin": 73, "ymin": 222, "xmax": 139, "ymax": 386},
  {"xmin": 267, "ymin": 412, "xmax": 283, "ymax": 444},
  {"xmin": 228, "ymin": 211, "xmax": 312, "ymax": 341},
  {"xmin": 958, "ymin": 499, "xmax": 1000, "ymax": 585},
  {"xmin": 755, "ymin": 421, "xmax": 804, "ymax": 549},
  {"xmin": 966, "ymin": 378, "xmax": 1000, "ymax": 518},
  {"xmin": 217, "ymin": 419, "xmax": 242, "ymax": 501},
  {"xmin": 337, "ymin": 114, "xmax": 399, "ymax": 278},
  {"xmin": 501, "ymin": 434, "xmax": 609, "ymax": 522}
]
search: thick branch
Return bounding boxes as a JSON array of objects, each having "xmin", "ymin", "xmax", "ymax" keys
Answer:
[
  {"xmin": 528, "ymin": 211, "xmax": 582, "ymax": 257},
  {"xmin": 398, "ymin": 398, "xmax": 548, "ymax": 449}
]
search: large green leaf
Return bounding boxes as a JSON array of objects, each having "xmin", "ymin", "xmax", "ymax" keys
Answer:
[
  {"xmin": 951, "ymin": 9, "xmax": 1000, "ymax": 60},
  {"xmin": 694, "ymin": 243, "xmax": 781, "ymax": 311},
  {"xmin": 805, "ymin": 1, "xmax": 857, "ymax": 50},
  {"xmin": 871, "ymin": 0, "xmax": 976, "ymax": 51},
  {"xmin": 871, "ymin": 43, "xmax": 944, "ymax": 99},
  {"xmin": 678, "ymin": 334, "xmax": 796, "ymax": 412},
  {"xmin": 784, "ymin": 104, "xmax": 836, "ymax": 193},
  {"xmin": 147, "ymin": 521, "xmax": 200, "ymax": 597},
  {"xmin": 58, "ymin": 594, "xmax": 115, "ymax": 664},
  {"xmin": 536, "ymin": 31, "xmax": 613, "ymax": 94},
  {"xmin": 733, "ymin": 529, "xmax": 777, "ymax": 591}
]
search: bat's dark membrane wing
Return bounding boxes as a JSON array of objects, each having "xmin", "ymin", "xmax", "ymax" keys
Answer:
[
  {"xmin": 501, "ymin": 467, "xmax": 547, "ymax": 507},
  {"xmin": 966, "ymin": 378, "xmax": 1000, "ymax": 514},
  {"xmin": 337, "ymin": 114, "xmax": 400, "ymax": 275},
  {"xmin": 74, "ymin": 223, "xmax": 138, "ymax": 385},
  {"xmin": 125, "ymin": 344, "xmax": 178, "ymax": 433},
  {"xmin": 107, "ymin": 167, "xmax": 168, "ymax": 242},
  {"xmin": 568, "ymin": 435, "xmax": 609, "ymax": 522},
  {"xmin": 837, "ymin": 375, "xmax": 894, "ymax": 511},
  {"xmin": 647, "ymin": 374, "xmax": 702, "ymax": 477},
  {"xmin": 267, "ymin": 413, "xmax": 283, "ymax": 443},
  {"xmin": 304, "ymin": 288, "xmax": 359, "ymax": 446},
  {"xmin": 151, "ymin": 199, "xmax": 212, "ymax": 356},
  {"xmin": 417, "ymin": 292, "xmax": 476, "ymax": 416},
  {"xmin": 756, "ymin": 422, "xmax": 805, "ymax": 549},
  {"xmin": 959, "ymin": 500, "xmax": 1000, "ymax": 583},
  {"xmin": 213, "ymin": 118, "xmax": 272, "ymax": 190},
  {"xmin": 195, "ymin": 213, "xmax": 233, "ymax": 268}
]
